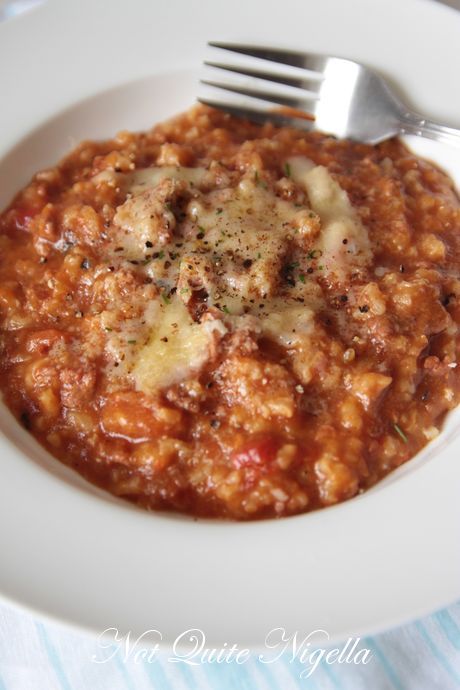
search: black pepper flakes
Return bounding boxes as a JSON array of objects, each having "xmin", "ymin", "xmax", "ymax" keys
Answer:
[
  {"xmin": 359, "ymin": 305, "xmax": 369, "ymax": 313},
  {"xmin": 443, "ymin": 293, "xmax": 456, "ymax": 306},
  {"xmin": 20, "ymin": 412, "xmax": 31, "ymax": 429}
]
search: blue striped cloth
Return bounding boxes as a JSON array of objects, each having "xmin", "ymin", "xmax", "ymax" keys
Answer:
[{"xmin": 0, "ymin": 600, "xmax": 459, "ymax": 689}]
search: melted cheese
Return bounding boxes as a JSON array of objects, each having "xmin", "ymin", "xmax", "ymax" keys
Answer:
[
  {"xmin": 133, "ymin": 297, "xmax": 215, "ymax": 393},
  {"xmin": 99, "ymin": 158, "xmax": 372, "ymax": 391},
  {"xmin": 187, "ymin": 177, "xmax": 301, "ymax": 305},
  {"xmin": 261, "ymin": 306, "xmax": 314, "ymax": 347},
  {"xmin": 288, "ymin": 157, "xmax": 372, "ymax": 282},
  {"xmin": 92, "ymin": 166, "xmax": 207, "ymax": 193}
]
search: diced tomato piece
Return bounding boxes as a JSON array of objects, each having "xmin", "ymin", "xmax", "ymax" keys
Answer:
[{"xmin": 232, "ymin": 437, "xmax": 279, "ymax": 469}]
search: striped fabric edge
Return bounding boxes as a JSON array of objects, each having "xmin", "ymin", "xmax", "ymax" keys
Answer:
[{"xmin": 0, "ymin": 601, "xmax": 459, "ymax": 690}]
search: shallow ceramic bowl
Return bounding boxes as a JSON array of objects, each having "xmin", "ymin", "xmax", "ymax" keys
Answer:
[{"xmin": 0, "ymin": 0, "xmax": 459, "ymax": 647}]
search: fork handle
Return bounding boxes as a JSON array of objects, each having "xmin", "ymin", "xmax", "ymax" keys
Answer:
[{"xmin": 399, "ymin": 111, "xmax": 460, "ymax": 147}]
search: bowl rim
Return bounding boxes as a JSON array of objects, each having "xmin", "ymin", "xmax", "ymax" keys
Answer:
[{"xmin": 0, "ymin": 0, "xmax": 459, "ymax": 648}]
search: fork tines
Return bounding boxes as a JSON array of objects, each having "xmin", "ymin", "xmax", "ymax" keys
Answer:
[{"xmin": 198, "ymin": 41, "xmax": 323, "ymax": 126}]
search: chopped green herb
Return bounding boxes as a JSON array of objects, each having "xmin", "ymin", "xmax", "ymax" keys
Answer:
[
  {"xmin": 318, "ymin": 265, "xmax": 324, "ymax": 270},
  {"xmin": 257, "ymin": 252, "xmax": 262, "ymax": 259},
  {"xmin": 165, "ymin": 202, "xmax": 173, "ymax": 211},
  {"xmin": 393, "ymin": 423, "xmax": 408, "ymax": 443},
  {"xmin": 127, "ymin": 339, "xmax": 137, "ymax": 345},
  {"xmin": 216, "ymin": 208, "xmax": 223, "ymax": 215},
  {"xmin": 161, "ymin": 293, "xmax": 171, "ymax": 305},
  {"xmin": 284, "ymin": 162, "xmax": 291, "ymax": 177},
  {"xmin": 104, "ymin": 327, "xmax": 113, "ymax": 332},
  {"xmin": 298, "ymin": 274, "xmax": 306, "ymax": 283},
  {"xmin": 285, "ymin": 261, "xmax": 299, "ymax": 271},
  {"xmin": 180, "ymin": 287, "xmax": 189, "ymax": 294},
  {"xmin": 198, "ymin": 226, "xmax": 206, "ymax": 233},
  {"xmin": 157, "ymin": 250, "xmax": 165, "ymax": 260},
  {"xmin": 254, "ymin": 170, "xmax": 267, "ymax": 189},
  {"xmin": 222, "ymin": 305, "xmax": 230, "ymax": 314},
  {"xmin": 307, "ymin": 249, "xmax": 323, "ymax": 259}
]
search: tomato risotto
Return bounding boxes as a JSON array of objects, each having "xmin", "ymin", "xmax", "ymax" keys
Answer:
[{"xmin": 0, "ymin": 105, "xmax": 459, "ymax": 519}]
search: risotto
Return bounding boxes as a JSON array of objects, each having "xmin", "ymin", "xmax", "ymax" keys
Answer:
[{"xmin": 0, "ymin": 104, "xmax": 459, "ymax": 519}]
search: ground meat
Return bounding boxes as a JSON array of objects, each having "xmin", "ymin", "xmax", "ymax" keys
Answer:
[{"xmin": 217, "ymin": 356, "xmax": 296, "ymax": 420}]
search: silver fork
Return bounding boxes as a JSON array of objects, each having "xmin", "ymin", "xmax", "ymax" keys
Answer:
[{"xmin": 199, "ymin": 42, "xmax": 460, "ymax": 147}]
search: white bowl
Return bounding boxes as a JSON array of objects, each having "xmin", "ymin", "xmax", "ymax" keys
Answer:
[{"xmin": 0, "ymin": 0, "xmax": 459, "ymax": 647}]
